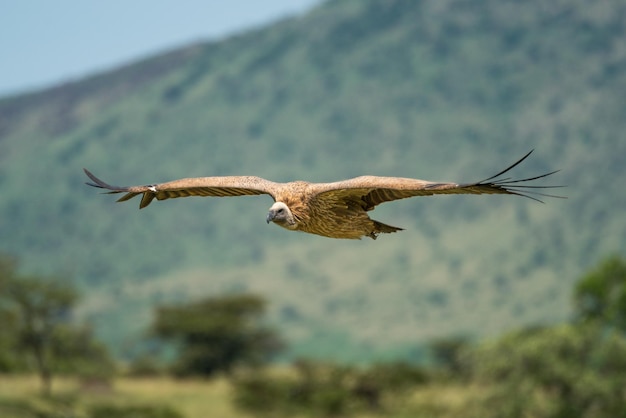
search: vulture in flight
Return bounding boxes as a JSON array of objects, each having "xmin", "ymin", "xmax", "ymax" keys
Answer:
[{"xmin": 84, "ymin": 150, "xmax": 562, "ymax": 240}]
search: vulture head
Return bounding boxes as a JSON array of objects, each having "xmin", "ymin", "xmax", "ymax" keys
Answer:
[{"xmin": 266, "ymin": 202, "xmax": 297, "ymax": 229}]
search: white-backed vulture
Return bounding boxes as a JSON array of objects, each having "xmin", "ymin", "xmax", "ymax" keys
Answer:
[{"xmin": 84, "ymin": 150, "xmax": 563, "ymax": 239}]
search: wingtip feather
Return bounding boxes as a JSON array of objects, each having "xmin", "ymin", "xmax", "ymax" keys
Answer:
[{"xmin": 476, "ymin": 150, "xmax": 566, "ymax": 201}]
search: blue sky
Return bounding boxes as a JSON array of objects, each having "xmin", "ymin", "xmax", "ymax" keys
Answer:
[{"xmin": 0, "ymin": 0, "xmax": 321, "ymax": 97}]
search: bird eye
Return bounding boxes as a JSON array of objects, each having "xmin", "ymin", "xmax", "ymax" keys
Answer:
[{"xmin": 277, "ymin": 208, "xmax": 284, "ymax": 214}]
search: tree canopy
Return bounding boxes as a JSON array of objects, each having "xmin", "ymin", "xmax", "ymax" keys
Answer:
[
  {"xmin": 152, "ymin": 293, "xmax": 284, "ymax": 377},
  {"xmin": 573, "ymin": 254, "xmax": 626, "ymax": 331},
  {"xmin": 0, "ymin": 254, "xmax": 114, "ymax": 395}
]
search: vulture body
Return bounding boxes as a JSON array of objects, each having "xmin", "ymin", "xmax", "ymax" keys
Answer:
[{"xmin": 84, "ymin": 150, "xmax": 562, "ymax": 239}]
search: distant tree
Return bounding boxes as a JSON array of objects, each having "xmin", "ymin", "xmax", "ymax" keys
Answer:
[
  {"xmin": 151, "ymin": 294, "xmax": 284, "ymax": 377},
  {"xmin": 0, "ymin": 254, "xmax": 114, "ymax": 395},
  {"xmin": 465, "ymin": 324, "xmax": 626, "ymax": 418},
  {"xmin": 0, "ymin": 256, "xmax": 20, "ymax": 371},
  {"xmin": 48, "ymin": 324, "xmax": 116, "ymax": 381},
  {"xmin": 573, "ymin": 254, "xmax": 626, "ymax": 331},
  {"xmin": 451, "ymin": 257, "xmax": 626, "ymax": 417}
]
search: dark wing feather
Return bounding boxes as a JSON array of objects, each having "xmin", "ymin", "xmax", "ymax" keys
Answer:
[
  {"xmin": 309, "ymin": 150, "xmax": 564, "ymax": 210},
  {"xmin": 84, "ymin": 169, "xmax": 279, "ymax": 209}
]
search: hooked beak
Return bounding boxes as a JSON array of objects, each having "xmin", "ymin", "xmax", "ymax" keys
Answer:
[{"xmin": 266, "ymin": 211, "xmax": 275, "ymax": 224}]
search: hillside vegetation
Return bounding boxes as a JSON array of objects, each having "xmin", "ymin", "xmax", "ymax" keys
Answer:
[{"xmin": 1, "ymin": 0, "xmax": 625, "ymax": 360}]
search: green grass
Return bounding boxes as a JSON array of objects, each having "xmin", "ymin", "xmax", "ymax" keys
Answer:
[
  {"xmin": 0, "ymin": 375, "xmax": 236, "ymax": 418},
  {"xmin": 0, "ymin": 374, "xmax": 482, "ymax": 418}
]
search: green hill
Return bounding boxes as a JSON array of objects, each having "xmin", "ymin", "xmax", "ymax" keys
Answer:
[{"xmin": 1, "ymin": 0, "xmax": 625, "ymax": 361}]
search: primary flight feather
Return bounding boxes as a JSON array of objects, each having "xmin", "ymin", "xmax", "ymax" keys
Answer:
[{"xmin": 84, "ymin": 150, "xmax": 563, "ymax": 239}]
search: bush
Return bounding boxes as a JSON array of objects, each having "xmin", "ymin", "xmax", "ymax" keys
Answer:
[
  {"xmin": 428, "ymin": 336, "xmax": 472, "ymax": 379},
  {"xmin": 89, "ymin": 403, "xmax": 184, "ymax": 418},
  {"xmin": 463, "ymin": 324, "xmax": 626, "ymax": 418},
  {"xmin": 233, "ymin": 359, "xmax": 428, "ymax": 417}
]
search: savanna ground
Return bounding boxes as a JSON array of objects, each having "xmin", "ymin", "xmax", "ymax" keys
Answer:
[{"xmin": 0, "ymin": 373, "xmax": 479, "ymax": 418}]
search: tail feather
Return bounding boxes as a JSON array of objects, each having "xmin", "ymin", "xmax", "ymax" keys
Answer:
[{"xmin": 369, "ymin": 220, "xmax": 404, "ymax": 239}]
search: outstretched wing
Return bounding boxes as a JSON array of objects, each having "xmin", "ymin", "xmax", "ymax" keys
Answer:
[
  {"xmin": 309, "ymin": 150, "xmax": 564, "ymax": 210},
  {"xmin": 84, "ymin": 169, "xmax": 280, "ymax": 209}
]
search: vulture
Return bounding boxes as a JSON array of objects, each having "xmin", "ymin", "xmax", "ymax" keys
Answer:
[{"xmin": 84, "ymin": 150, "xmax": 563, "ymax": 240}]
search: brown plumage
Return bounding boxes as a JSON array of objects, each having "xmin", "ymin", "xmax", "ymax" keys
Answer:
[{"xmin": 84, "ymin": 150, "xmax": 563, "ymax": 239}]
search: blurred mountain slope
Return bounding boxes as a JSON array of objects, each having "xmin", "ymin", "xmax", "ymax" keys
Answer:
[{"xmin": 1, "ymin": 0, "xmax": 625, "ymax": 361}]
